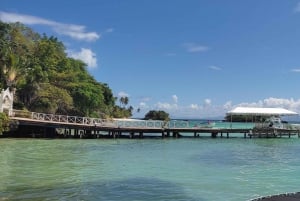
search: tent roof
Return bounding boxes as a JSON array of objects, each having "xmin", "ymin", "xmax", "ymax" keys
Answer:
[{"xmin": 227, "ymin": 107, "xmax": 298, "ymax": 116}]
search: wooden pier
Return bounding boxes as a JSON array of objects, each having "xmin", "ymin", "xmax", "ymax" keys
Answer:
[{"xmin": 6, "ymin": 110, "xmax": 300, "ymax": 139}]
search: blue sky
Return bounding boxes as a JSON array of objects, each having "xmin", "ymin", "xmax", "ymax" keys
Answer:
[{"xmin": 2, "ymin": 0, "xmax": 300, "ymax": 119}]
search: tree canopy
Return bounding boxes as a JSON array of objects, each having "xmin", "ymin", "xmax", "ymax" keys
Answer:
[
  {"xmin": 144, "ymin": 110, "xmax": 170, "ymax": 121},
  {"xmin": 0, "ymin": 21, "xmax": 132, "ymax": 118}
]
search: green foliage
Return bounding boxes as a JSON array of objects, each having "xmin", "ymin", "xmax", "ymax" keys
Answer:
[
  {"xmin": 144, "ymin": 110, "xmax": 170, "ymax": 121},
  {"xmin": 0, "ymin": 112, "xmax": 9, "ymax": 134},
  {"xmin": 111, "ymin": 96, "xmax": 133, "ymax": 118},
  {"xmin": 0, "ymin": 21, "xmax": 124, "ymax": 118}
]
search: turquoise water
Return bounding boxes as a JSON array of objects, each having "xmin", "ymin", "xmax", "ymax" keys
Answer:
[{"xmin": 0, "ymin": 138, "xmax": 300, "ymax": 201}]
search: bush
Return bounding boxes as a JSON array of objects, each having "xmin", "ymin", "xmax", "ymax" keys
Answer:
[
  {"xmin": 144, "ymin": 110, "xmax": 170, "ymax": 121},
  {"xmin": 0, "ymin": 112, "xmax": 10, "ymax": 134}
]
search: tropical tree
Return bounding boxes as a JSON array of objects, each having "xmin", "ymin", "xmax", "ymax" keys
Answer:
[
  {"xmin": 119, "ymin": 96, "xmax": 129, "ymax": 107},
  {"xmin": 144, "ymin": 110, "xmax": 170, "ymax": 121},
  {"xmin": 0, "ymin": 21, "xmax": 129, "ymax": 118}
]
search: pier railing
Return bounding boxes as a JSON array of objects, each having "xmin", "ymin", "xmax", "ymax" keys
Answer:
[
  {"xmin": 12, "ymin": 110, "xmax": 166, "ymax": 129},
  {"xmin": 11, "ymin": 110, "xmax": 267, "ymax": 130}
]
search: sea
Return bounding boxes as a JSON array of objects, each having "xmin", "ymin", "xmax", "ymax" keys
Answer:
[{"xmin": 1, "ymin": 136, "xmax": 300, "ymax": 201}]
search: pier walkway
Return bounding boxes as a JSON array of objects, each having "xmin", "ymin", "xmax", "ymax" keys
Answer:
[{"xmin": 7, "ymin": 110, "xmax": 300, "ymax": 138}]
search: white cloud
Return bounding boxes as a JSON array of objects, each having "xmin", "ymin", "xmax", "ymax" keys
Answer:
[
  {"xmin": 0, "ymin": 11, "xmax": 100, "ymax": 41},
  {"xmin": 209, "ymin": 65, "xmax": 222, "ymax": 71},
  {"xmin": 183, "ymin": 43, "xmax": 209, "ymax": 53},
  {"xmin": 139, "ymin": 102, "xmax": 147, "ymax": 107},
  {"xmin": 134, "ymin": 96, "xmax": 300, "ymax": 119},
  {"xmin": 291, "ymin": 68, "xmax": 300, "ymax": 72},
  {"xmin": 294, "ymin": 2, "xmax": 300, "ymax": 12},
  {"xmin": 204, "ymin": 99, "xmax": 212, "ymax": 106},
  {"xmin": 223, "ymin": 101, "xmax": 232, "ymax": 110},
  {"xmin": 105, "ymin": 28, "xmax": 114, "ymax": 33},
  {"xmin": 118, "ymin": 91, "xmax": 130, "ymax": 97},
  {"xmin": 189, "ymin": 104, "xmax": 200, "ymax": 110},
  {"xmin": 172, "ymin": 95, "xmax": 178, "ymax": 103},
  {"xmin": 236, "ymin": 97, "xmax": 300, "ymax": 112},
  {"xmin": 140, "ymin": 97, "xmax": 151, "ymax": 102},
  {"xmin": 69, "ymin": 48, "xmax": 97, "ymax": 68},
  {"xmin": 155, "ymin": 102, "xmax": 178, "ymax": 110}
]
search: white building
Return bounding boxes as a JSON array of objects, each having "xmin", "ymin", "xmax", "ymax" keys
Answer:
[{"xmin": 0, "ymin": 88, "xmax": 14, "ymax": 116}]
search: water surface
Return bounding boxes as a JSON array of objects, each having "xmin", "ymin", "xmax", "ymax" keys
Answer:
[{"xmin": 0, "ymin": 138, "xmax": 299, "ymax": 201}]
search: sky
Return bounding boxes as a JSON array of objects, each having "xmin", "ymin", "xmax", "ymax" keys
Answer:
[{"xmin": 2, "ymin": 0, "xmax": 300, "ymax": 119}]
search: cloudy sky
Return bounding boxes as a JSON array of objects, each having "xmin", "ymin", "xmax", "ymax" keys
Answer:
[{"xmin": 2, "ymin": 0, "xmax": 300, "ymax": 119}]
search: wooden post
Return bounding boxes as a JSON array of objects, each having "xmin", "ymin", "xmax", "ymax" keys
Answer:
[{"xmin": 211, "ymin": 132, "xmax": 217, "ymax": 138}]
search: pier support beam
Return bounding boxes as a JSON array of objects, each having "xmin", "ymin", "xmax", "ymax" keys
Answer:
[
  {"xmin": 172, "ymin": 131, "xmax": 180, "ymax": 138},
  {"xmin": 74, "ymin": 129, "xmax": 78, "ymax": 138},
  {"xmin": 211, "ymin": 132, "xmax": 218, "ymax": 138}
]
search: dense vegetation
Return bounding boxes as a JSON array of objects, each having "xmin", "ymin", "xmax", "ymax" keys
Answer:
[
  {"xmin": 0, "ymin": 113, "xmax": 9, "ymax": 134},
  {"xmin": 0, "ymin": 21, "xmax": 132, "ymax": 118},
  {"xmin": 144, "ymin": 110, "xmax": 170, "ymax": 121}
]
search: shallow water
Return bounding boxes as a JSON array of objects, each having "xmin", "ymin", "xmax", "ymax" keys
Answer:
[{"xmin": 0, "ymin": 138, "xmax": 300, "ymax": 201}]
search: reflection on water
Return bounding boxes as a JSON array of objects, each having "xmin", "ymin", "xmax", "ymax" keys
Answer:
[
  {"xmin": 1, "ymin": 177, "xmax": 201, "ymax": 201},
  {"xmin": 0, "ymin": 138, "xmax": 300, "ymax": 201}
]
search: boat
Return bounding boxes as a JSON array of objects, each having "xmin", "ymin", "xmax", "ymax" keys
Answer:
[
  {"xmin": 262, "ymin": 116, "xmax": 284, "ymax": 129},
  {"xmin": 195, "ymin": 121, "xmax": 215, "ymax": 128}
]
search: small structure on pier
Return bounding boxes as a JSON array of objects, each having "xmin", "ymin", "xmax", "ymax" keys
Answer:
[
  {"xmin": 0, "ymin": 88, "xmax": 14, "ymax": 116},
  {"xmin": 227, "ymin": 107, "xmax": 298, "ymax": 117},
  {"xmin": 227, "ymin": 107, "xmax": 298, "ymax": 124},
  {"xmin": 227, "ymin": 107, "xmax": 299, "ymax": 137}
]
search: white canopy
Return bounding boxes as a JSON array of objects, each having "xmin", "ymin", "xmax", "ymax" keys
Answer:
[{"xmin": 227, "ymin": 107, "xmax": 298, "ymax": 116}]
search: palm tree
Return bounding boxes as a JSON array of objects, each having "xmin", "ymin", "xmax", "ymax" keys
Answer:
[{"xmin": 119, "ymin": 96, "xmax": 129, "ymax": 108}]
